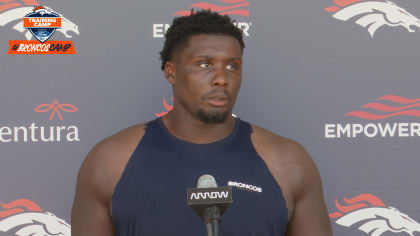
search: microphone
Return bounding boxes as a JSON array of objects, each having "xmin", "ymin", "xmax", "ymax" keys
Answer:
[{"xmin": 187, "ymin": 175, "xmax": 233, "ymax": 236}]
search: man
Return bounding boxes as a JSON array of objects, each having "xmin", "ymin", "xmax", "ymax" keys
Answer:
[{"xmin": 71, "ymin": 11, "xmax": 332, "ymax": 236}]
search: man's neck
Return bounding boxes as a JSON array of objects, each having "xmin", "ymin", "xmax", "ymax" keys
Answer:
[{"xmin": 161, "ymin": 110, "xmax": 236, "ymax": 144}]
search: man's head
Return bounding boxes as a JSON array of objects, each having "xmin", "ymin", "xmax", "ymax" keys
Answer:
[
  {"xmin": 160, "ymin": 11, "xmax": 245, "ymax": 124},
  {"xmin": 160, "ymin": 10, "xmax": 245, "ymax": 71}
]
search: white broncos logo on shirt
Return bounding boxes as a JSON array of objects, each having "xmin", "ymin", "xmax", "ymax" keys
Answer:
[
  {"xmin": 329, "ymin": 1, "xmax": 420, "ymax": 37},
  {"xmin": 330, "ymin": 194, "xmax": 420, "ymax": 236}
]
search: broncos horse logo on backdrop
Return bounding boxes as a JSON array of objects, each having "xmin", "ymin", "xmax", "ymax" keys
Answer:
[
  {"xmin": 0, "ymin": 0, "xmax": 79, "ymax": 40},
  {"xmin": 0, "ymin": 199, "xmax": 70, "ymax": 236},
  {"xmin": 325, "ymin": 0, "xmax": 420, "ymax": 37},
  {"xmin": 330, "ymin": 193, "xmax": 420, "ymax": 236}
]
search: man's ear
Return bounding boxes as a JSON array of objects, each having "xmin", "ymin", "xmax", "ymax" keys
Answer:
[{"xmin": 164, "ymin": 61, "xmax": 176, "ymax": 84}]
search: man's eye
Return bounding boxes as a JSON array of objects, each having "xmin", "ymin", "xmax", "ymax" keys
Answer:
[
  {"xmin": 226, "ymin": 64, "xmax": 237, "ymax": 71},
  {"xmin": 199, "ymin": 63, "xmax": 210, "ymax": 68}
]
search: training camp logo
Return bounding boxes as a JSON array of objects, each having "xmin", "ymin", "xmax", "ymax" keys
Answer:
[
  {"xmin": 325, "ymin": 94, "xmax": 420, "ymax": 138},
  {"xmin": 0, "ymin": 99, "xmax": 80, "ymax": 143},
  {"xmin": 330, "ymin": 193, "xmax": 420, "ymax": 236},
  {"xmin": 153, "ymin": 0, "xmax": 252, "ymax": 38},
  {"xmin": 325, "ymin": 0, "xmax": 420, "ymax": 37},
  {"xmin": 0, "ymin": 198, "xmax": 70, "ymax": 236},
  {"xmin": 0, "ymin": 0, "xmax": 79, "ymax": 54}
]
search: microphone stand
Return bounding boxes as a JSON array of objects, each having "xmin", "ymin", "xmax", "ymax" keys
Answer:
[
  {"xmin": 187, "ymin": 176, "xmax": 232, "ymax": 236},
  {"xmin": 203, "ymin": 206, "xmax": 221, "ymax": 236}
]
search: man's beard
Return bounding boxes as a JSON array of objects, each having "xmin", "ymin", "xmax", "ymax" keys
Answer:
[{"xmin": 197, "ymin": 109, "xmax": 229, "ymax": 124}]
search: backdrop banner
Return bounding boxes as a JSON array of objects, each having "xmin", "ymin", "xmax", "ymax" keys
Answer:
[{"xmin": 1, "ymin": 0, "xmax": 419, "ymax": 235}]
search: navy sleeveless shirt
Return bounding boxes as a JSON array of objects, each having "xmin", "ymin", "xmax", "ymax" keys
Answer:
[{"xmin": 112, "ymin": 117, "xmax": 288, "ymax": 236}]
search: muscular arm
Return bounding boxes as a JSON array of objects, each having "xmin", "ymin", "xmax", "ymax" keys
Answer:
[
  {"xmin": 251, "ymin": 125, "xmax": 332, "ymax": 236},
  {"xmin": 284, "ymin": 143, "xmax": 332, "ymax": 236},
  {"xmin": 71, "ymin": 124, "xmax": 145, "ymax": 236},
  {"xmin": 71, "ymin": 145, "xmax": 115, "ymax": 236}
]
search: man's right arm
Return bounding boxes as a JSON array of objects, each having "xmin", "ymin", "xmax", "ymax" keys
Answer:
[
  {"xmin": 71, "ymin": 124, "xmax": 146, "ymax": 236},
  {"xmin": 71, "ymin": 144, "xmax": 116, "ymax": 236}
]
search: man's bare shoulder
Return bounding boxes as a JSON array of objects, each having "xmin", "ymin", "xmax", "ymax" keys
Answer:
[
  {"xmin": 249, "ymin": 124, "xmax": 332, "ymax": 235},
  {"xmin": 76, "ymin": 123, "xmax": 147, "ymax": 201},
  {"xmin": 89, "ymin": 123, "xmax": 147, "ymax": 168},
  {"xmin": 250, "ymin": 124, "xmax": 312, "ymax": 167},
  {"xmin": 72, "ymin": 123, "xmax": 148, "ymax": 235},
  {"xmin": 249, "ymin": 123, "xmax": 321, "ymax": 220}
]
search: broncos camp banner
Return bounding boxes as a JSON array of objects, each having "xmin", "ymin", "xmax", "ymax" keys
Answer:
[{"xmin": 0, "ymin": 0, "xmax": 419, "ymax": 235}]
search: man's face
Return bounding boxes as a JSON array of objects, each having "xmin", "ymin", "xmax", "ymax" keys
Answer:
[{"xmin": 166, "ymin": 34, "xmax": 243, "ymax": 124}]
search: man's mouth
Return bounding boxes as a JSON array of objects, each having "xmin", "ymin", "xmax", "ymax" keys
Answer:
[
  {"xmin": 206, "ymin": 95, "xmax": 229, "ymax": 107},
  {"xmin": 207, "ymin": 98, "xmax": 228, "ymax": 107}
]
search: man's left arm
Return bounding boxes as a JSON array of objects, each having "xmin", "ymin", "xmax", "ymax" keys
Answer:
[{"xmin": 285, "ymin": 145, "xmax": 333, "ymax": 236}]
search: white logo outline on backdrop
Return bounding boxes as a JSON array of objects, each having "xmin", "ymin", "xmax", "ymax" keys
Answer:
[
  {"xmin": 330, "ymin": 1, "xmax": 420, "ymax": 37},
  {"xmin": 0, "ymin": 212, "xmax": 71, "ymax": 236},
  {"xmin": 335, "ymin": 207, "xmax": 420, "ymax": 236}
]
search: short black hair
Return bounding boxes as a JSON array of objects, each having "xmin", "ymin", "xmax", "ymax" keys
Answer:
[{"xmin": 159, "ymin": 10, "xmax": 245, "ymax": 70}]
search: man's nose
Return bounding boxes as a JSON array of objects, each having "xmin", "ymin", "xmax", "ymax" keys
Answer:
[{"xmin": 211, "ymin": 67, "xmax": 229, "ymax": 87}]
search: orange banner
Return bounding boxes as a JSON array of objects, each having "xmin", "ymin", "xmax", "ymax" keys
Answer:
[
  {"xmin": 8, "ymin": 40, "xmax": 76, "ymax": 54},
  {"xmin": 23, "ymin": 17, "xmax": 62, "ymax": 28}
]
